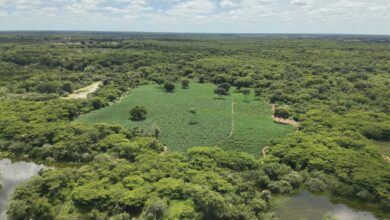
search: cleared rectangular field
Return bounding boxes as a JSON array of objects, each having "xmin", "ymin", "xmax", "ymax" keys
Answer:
[{"xmin": 78, "ymin": 83, "xmax": 293, "ymax": 154}]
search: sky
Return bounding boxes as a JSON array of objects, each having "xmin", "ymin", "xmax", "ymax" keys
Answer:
[{"xmin": 0, "ymin": 0, "xmax": 389, "ymax": 35}]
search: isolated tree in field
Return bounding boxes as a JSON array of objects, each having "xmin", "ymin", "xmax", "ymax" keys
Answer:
[
  {"xmin": 129, "ymin": 106, "xmax": 147, "ymax": 121},
  {"xmin": 218, "ymin": 83, "xmax": 231, "ymax": 92},
  {"xmin": 181, "ymin": 79, "xmax": 190, "ymax": 89},
  {"xmin": 164, "ymin": 81, "xmax": 175, "ymax": 92},
  {"xmin": 214, "ymin": 87, "xmax": 228, "ymax": 97},
  {"xmin": 188, "ymin": 106, "xmax": 198, "ymax": 125},
  {"xmin": 274, "ymin": 105, "xmax": 290, "ymax": 119}
]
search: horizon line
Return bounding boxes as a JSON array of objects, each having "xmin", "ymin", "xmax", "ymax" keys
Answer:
[{"xmin": 0, "ymin": 30, "xmax": 389, "ymax": 37}]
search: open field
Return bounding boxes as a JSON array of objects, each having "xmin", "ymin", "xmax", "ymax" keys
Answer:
[
  {"xmin": 220, "ymin": 93, "xmax": 294, "ymax": 155},
  {"xmin": 78, "ymin": 83, "xmax": 293, "ymax": 154}
]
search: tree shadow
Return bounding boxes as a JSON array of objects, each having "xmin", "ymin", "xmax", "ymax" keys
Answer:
[{"xmin": 213, "ymin": 97, "xmax": 226, "ymax": 100}]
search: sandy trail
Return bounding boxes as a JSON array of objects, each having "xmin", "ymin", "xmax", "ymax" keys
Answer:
[
  {"xmin": 65, "ymin": 81, "xmax": 102, "ymax": 99},
  {"xmin": 215, "ymin": 100, "xmax": 235, "ymax": 147}
]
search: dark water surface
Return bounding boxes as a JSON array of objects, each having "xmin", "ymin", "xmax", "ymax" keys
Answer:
[
  {"xmin": 275, "ymin": 190, "xmax": 379, "ymax": 220},
  {"xmin": 0, "ymin": 159, "xmax": 43, "ymax": 220}
]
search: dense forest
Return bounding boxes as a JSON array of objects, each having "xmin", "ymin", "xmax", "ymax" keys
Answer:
[{"xmin": 0, "ymin": 32, "xmax": 389, "ymax": 219}]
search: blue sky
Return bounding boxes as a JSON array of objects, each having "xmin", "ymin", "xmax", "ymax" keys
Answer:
[{"xmin": 0, "ymin": 0, "xmax": 389, "ymax": 34}]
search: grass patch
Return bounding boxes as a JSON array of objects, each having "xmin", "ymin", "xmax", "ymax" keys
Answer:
[
  {"xmin": 219, "ymin": 92, "xmax": 293, "ymax": 155},
  {"xmin": 78, "ymin": 83, "xmax": 293, "ymax": 154}
]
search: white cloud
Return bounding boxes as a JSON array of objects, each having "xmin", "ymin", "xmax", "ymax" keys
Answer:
[
  {"xmin": 0, "ymin": 0, "xmax": 390, "ymax": 34},
  {"xmin": 290, "ymin": 0, "xmax": 309, "ymax": 6},
  {"xmin": 220, "ymin": 0, "xmax": 237, "ymax": 8},
  {"xmin": 0, "ymin": 0, "xmax": 42, "ymax": 9},
  {"xmin": 166, "ymin": 0, "xmax": 216, "ymax": 16}
]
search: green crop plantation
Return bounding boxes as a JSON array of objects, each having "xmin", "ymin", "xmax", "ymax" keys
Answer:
[
  {"xmin": 220, "ymin": 92, "xmax": 293, "ymax": 154},
  {"xmin": 79, "ymin": 83, "xmax": 293, "ymax": 153}
]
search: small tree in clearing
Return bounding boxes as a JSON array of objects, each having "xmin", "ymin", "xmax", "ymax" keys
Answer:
[
  {"xmin": 214, "ymin": 87, "xmax": 228, "ymax": 97},
  {"xmin": 188, "ymin": 106, "xmax": 198, "ymax": 125},
  {"xmin": 164, "ymin": 81, "xmax": 175, "ymax": 92},
  {"xmin": 129, "ymin": 106, "xmax": 147, "ymax": 121},
  {"xmin": 218, "ymin": 83, "xmax": 231, "ymax": 92},
  {"xmin": 181, "ymin": 79, "xmax": 190, "ymax": 89},
  {"xmin": 274, "ymin": 105, "xmax": 290, "ymax": 119}
]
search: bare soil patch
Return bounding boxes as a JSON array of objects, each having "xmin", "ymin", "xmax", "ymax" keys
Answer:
[{"xmin": 65, "ymin": 82, "xmax": 102, "ymax": 99}]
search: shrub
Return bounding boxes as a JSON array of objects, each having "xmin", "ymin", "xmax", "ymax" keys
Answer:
[
  {"xmin": 181, "ymin": 79, "xmax": 190, "ymax": 89},
  {"xmin": 242, "ymin": 88, "xmax": 250, "ymax": 98},
  {"xmin": 274, "ymin": 105, "xmax": 290, "ymax": 119},
  {"xmin": 281, "ymin": 171, "xmax": 303, "ymax": 188},
  {"xmin": 218, "ymin": 83, "xmax": 231, "ymax": 92},
  {"xmin": 214, "ymin": 87, "xmax": 228, "ymax": 96},
  {"xmin": 305, "ymin": 177, "xmax": 327, "ymax": 192},
  {"xmin": 254, "ymin": 88, "xmax": 262, "ymax": 99},
  {"xmin": 164, "ymin": 81, "xmax": 175, "ymax": 92},
  {"xmin": 129, "ymin": 106, "xmax": 147, "ymax": 121},
  {"xmin": 268, "ymin": 180, "xmax": 293, "ymax": 194},
  {"xmin": 91, "ymin": 98, "xmax": 105, "ymax": 110}
]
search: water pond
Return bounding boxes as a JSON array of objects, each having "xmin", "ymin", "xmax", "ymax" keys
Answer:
[
  {"xmin": 275, "ymin": 190, "xmax": 380, "ymax": 220},
  {"xmin": 0, "ymin": 159, "xmax": 44, "ymax": 220}
]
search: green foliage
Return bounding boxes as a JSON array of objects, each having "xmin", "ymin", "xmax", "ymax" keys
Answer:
[
  {"xmin": 305, "ymin": 177, "xmax": 327, "ymax": 193},
  {"xmin": 129, "ymin": 106, "xmax": 147, "ymax": 121},
  {"xmin": 242, "ymin": 88, "xmax": 250, "ymax": 96},
  {"xmin": 181, "ymin": 79, "xmax": 190, "ymax": 89},
  {"xmin": 79, "ymin": 84, "xmax": 292, "ymax": 153},
  {"xmin": 274, "ymin": 105, "xmax": 290, "ymax": 119},
  {"xmin": 214, "ymin": 87, "xmax": 228, "ymax": 96},
  {"xmin": 1, "ymin": 34, "xmax": 390, "ymax": 218},
  {"xmin": 163, "ymin": 81, "xmax": 175, "ymax": 92},
  {"xmin": 7, "ymin": 148, "xmax": 303, "ymax": 219}
]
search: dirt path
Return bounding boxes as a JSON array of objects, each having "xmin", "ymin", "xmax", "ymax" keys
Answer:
[
  {"xmin": 271, "ymin": 104, "xmax": 299, "ymax": 129},
  {"xmin": 160, "ymin": 146, "xmax": 168, "ymax": 156},
  {"xmin": 215, "ymin": 100, "xmax": 235, "ymax": 147},
  {"xmin": 65, "ymin": 81, "xmax": 102, "ymax": 99},
  {"xmin": 383, "ymin": 155, "xmax": 390, "ymax": 164}
]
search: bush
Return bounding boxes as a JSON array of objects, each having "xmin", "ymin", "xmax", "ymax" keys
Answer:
[
  {"xmin": 129, "ymin": 106, "xmax": 147, "ymax": 121},
  {"xmin": 305, "ymin": 177, "xmax": 327, "ymax": 192},
  {"xmin": 268, "ymin": 180, "xmax": 293, "ymax": 194},
  {"xmin": 274, "ymin": 105, "xmax": 290, "ymax": 119},
  {"xmin": 91, "ymin": 98, "xmax": 105, "ymax": 110},
  {"xmin": 164, "ymin": 81, "xmax": 175, "ymax": 92},
  {"xmin": 254, "ymin": 88, "xmax": 262, "ymax": 99},
  {"xmin": 181, "ymin": 79, "xmax": 190, "ymax": 89},
  {"xmin": 242, "ymin": 88, "xmax": 250, "ymax": 97},
  {"xmin": 218, "ymin": 83, "xmax": 231, "ymax": 92},
  {"xmin": 214, "ymin": 87, "xmax": 228, "ymax": 96},
  {"xmin": 281, "ymin": 171, "xmax": 303, "ymax": 188}
]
